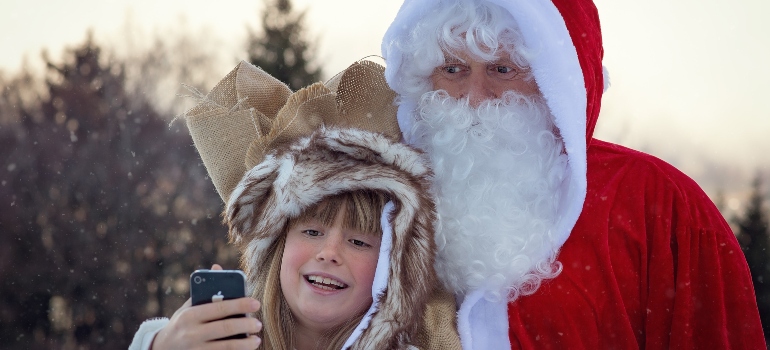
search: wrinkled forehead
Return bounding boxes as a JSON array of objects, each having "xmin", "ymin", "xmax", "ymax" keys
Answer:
[{"xmin": 440, "ymin": 44, "xmax": 521, "ymax": 65}]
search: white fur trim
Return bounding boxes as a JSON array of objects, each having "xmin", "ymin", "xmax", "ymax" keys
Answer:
[
  {"xmin": 472, "ymin": 0, "xmax": 586, "ymax": 255},
  {"xmin": 457, "ymin": 290, "xmax": 511, "ymax": 350},
  {"xmin": 128, "ymin": 318, "xmax": 169, "ymax": 350},
  {"xmin": 343, "ymin": 202, "xmax": 395, "ymax": 349}
]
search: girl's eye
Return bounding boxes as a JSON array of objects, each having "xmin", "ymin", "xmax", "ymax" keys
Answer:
[
  {"xmin": 303, "ymin": 229, "xmax": 322, "ymax": 237},
  {"xmin": 349, "ymin": 239, "xmax": 372, "ymax": 248}
]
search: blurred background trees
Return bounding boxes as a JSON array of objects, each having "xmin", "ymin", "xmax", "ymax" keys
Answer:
[
  {"xmin": 736, "ymin": 175, "xmax": 770, "ymax": 343},
  {"xmin": 0, "ymin": 35, "xmax": 234, "ymax": 349},
  {"xmin": 247, "ymin": 0, "xmax": 323, "ymax": 90},
  {"xmin": 1, "ymin": 0, "xmax": 769, "ymax": 348},
  {"xmin": 0, "ymin": 0, "xmax": 323, "ymax": 348}
]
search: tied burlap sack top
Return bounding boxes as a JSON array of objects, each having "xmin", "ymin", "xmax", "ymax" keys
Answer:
[{"xmin": 183, "ymin": 59, "xmax": 401, "ymax": 203}]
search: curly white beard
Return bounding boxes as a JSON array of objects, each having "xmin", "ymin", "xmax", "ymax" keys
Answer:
[{"xmin": 406, "ymin": 90, "xmax": 568, "ymax": 302}]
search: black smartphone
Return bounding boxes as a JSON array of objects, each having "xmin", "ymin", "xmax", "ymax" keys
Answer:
[{"xmin": 190, "ymin": 269, "xmax": 248, "ymax": 340}]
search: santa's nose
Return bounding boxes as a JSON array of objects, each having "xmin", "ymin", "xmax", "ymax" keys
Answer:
[{"xmin": 465, "ymin": 71, "xmax": 497, "ymax": 107}]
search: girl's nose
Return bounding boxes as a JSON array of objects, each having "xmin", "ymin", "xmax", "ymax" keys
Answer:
[{"xmin": 315, "ymin": 238, "xmax": 341, "ymax": 264}]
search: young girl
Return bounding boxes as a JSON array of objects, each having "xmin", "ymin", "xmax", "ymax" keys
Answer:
[{"xmin": 130, "ymin": 60, "xmax": 455, "ymax": 349}]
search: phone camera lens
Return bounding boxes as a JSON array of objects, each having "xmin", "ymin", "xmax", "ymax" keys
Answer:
[{"xmin": 194, "ymin": 276, "xmax": 202, "ymax": 284}]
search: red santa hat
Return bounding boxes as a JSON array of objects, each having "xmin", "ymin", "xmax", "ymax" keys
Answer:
[{"xmin": 382, "ymin": 0, "xmax": 606, "ymax": 348}]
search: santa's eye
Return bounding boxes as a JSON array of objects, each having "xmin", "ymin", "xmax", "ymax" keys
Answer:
[
  {"xmin": 444, "ymin": 65, "xmax": 462, "ymax": 74},
  {"xmin": 490, "ymin": 65, "xmax": 521, "ymax": 79}
]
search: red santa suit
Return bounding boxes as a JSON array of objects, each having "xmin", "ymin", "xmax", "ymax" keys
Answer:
[{"xmin": 382, "ymin": 0, "xmax": 765, "ymax": 349}]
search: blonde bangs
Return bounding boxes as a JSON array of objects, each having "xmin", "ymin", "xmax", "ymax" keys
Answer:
[{"xmin": 292, "ymin": 191, "xmax": 388, "ymax": 237}]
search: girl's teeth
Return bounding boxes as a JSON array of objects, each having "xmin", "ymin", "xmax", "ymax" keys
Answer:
[{"xmin": 307, "ymin": 275, "xmax": 346, "ymax": 288}]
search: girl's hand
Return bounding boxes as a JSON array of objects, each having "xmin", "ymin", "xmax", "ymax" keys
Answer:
[{"xmin": 151, "ymin": 265, "xmax": 262, "ymax": 350}]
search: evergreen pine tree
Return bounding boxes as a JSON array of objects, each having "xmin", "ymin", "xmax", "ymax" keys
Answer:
[
  {"xmin": 736, "ymin": 173, "xmax": 770, "ymax": 342},
  {"xmin": 247, "ymin": 0, "xmax": 323, "ymax": 91}
]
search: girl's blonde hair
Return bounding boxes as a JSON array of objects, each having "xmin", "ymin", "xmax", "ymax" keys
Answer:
[{"xmin": 252, "ymin": 190, "xmax": 389, "ymax": 350}]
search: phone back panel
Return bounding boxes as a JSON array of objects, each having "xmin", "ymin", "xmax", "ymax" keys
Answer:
[{"xmin": 190, "ymin": 270, "xmax": 247, "ymax": 306}]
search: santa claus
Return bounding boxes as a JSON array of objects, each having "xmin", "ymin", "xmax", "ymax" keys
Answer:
[{"xmin": 382, "ymin": 0, "xmax": 765, "ymax": 348}]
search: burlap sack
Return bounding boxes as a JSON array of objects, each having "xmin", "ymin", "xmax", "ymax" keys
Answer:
[
  {"xmin": 416, "ymin": 288, "xmax": 463, "ymax": 350},
  {"xmin": 183, "ymin": 60, "xmax": 401, "ymax": 203}
]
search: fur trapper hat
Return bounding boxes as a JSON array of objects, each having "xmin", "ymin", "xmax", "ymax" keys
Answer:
[{"xmin": 184, "ymin": 60, "xmax": 438, "ymax": 349}]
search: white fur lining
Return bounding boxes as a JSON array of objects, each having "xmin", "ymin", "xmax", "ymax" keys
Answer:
[
  {"xmin": 342, "ymin": 201, "xmax": 395, "ymax": 349},
  {"xmin": 128, "ymin": 317, "xmax": 169, "ymax": 350},
  {"xmin": 457, "ymin": 290, "xmax": 511, "ymax": 350}
]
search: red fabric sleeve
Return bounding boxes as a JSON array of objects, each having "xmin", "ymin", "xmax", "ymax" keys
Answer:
[{"xmin": 507, "ymin": 140, "xmax": 764, "ymax": 349}]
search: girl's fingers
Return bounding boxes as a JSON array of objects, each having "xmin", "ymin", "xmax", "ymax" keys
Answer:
[
  {"xmin": 207, "ymin": 317, "xmax": 263, "ymax": 341},
  {"xmin": 192, "ymin": 298, "xmax": 261, "ymax": 323},
  {"xmin": 173, "ymin": 307, "xmax": 262, "ymax": 345},
  {"xmin": 206, "ymin": 335, "xmax": 262, "ymax": 350}
]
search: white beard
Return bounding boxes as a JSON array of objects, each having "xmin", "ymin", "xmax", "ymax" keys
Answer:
[{"xmin": 406, "ymin": 90, "xmax": 568, "ymax": 301}]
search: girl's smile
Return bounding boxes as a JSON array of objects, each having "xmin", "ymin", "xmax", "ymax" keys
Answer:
[{"xmin": 304, "ymin": 273, "xmax": 348, "ymax": 291}]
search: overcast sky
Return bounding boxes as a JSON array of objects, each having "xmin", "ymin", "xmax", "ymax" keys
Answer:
[{"xmin": 2, "ymin": 0, "xmax": 769, "ymax": 207}]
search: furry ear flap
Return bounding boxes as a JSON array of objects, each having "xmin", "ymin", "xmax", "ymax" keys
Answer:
[{"xmin": 225, "ymin": 158, "xmax": 282, "ymax": 244}]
